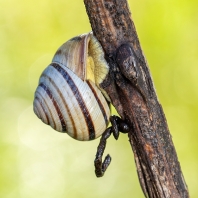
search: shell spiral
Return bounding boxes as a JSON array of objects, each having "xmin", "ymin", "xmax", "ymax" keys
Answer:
[{"xmin": 33, "ymin": 33, "xmax": 110, "ymax": 141}]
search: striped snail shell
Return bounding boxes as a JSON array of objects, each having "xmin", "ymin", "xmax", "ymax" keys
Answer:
[{"xmin": 33, "ymin": 32, "xmax": 111, "ymax": 141}]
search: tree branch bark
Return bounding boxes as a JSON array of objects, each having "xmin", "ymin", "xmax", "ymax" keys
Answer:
[{"xmin": 83, "ymin": 0, "xmax": 189, "ymax": 197}]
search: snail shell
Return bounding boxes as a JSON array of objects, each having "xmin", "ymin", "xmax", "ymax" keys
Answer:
[{"xmin": 33, "ymin": 32, "xmax": 110, "ymax": 141}]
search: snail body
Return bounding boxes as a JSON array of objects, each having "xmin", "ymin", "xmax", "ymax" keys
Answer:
[{"xmin": 33, "ymin": 33, "xmax": 110, "ymax": 141}]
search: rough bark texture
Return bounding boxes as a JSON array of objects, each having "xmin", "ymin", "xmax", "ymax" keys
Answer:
[{"xmin": 83, "ymin": 0, "xmax": 189, "ymax": 198}]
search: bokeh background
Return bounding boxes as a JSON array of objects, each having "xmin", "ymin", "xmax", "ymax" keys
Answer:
[{"xmin": 0, "ymin": 0, "xmax": 197, "ymax": 197}]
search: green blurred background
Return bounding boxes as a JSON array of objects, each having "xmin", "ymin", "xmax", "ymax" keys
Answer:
[{"xmin": 0, "ymin": 0, "xmax": 197, "ymax": 197}]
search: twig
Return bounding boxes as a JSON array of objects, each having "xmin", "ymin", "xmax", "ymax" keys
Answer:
[{"xmin": 83, "ymin": 0, "xmax": 189, "ymax": 197}]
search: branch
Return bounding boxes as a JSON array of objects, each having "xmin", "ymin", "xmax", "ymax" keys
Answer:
[{"xmin": 83, "ymin": 0, "xmax": 189, "ymax": 197}]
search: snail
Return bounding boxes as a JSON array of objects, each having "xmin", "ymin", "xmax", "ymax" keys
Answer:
[
  {"xmin": 33, "ymin": 32, "xmax": 111, "ymax": 141},
  {"xmin": 33, "ymin": 32, "xmax": 130, "ymax": 177}
]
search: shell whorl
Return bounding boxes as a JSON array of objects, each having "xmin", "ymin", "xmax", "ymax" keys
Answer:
[{"xmin": 33, "ymin": 33, "xmax": 110, "ymax": 141}]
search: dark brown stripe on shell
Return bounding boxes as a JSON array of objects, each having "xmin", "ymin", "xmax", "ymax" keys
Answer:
[
  {"xmin": 34, "ymin": 96, "xmax": 50, "ymax": 125},
  {"xmin": 87, "ymin": 81, "xmax": 109, "ymax": 126},
  {"xmin": 39, "ymin": 83, "xmax": 67, "ymax": 132},
  {"xmin": 42, "ymin": 74, "xmax": 77, "ymax": 138},
  {"xmin": 51, "ymin": 63, "xmax": 96, "ymax": 140},
  {"xmin": 36, "ymin": 92, "xmax": 56, "ymax": 129}
]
